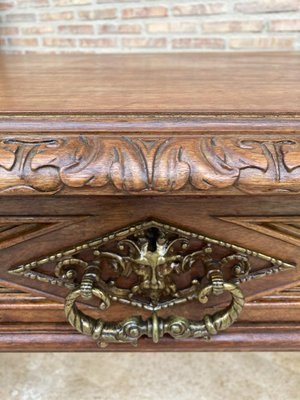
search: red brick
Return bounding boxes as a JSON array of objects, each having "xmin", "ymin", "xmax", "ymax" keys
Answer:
[
  {"xmin": 0, "ymin": 26, "xmax": 19, "ymax": 35},
  {"xmin": 269, "ymin": 19, "xmax": 300, "ymax": 31},
  {"xmin": 8, "ymin": 38, "xmax": 39, "ymax": 46},
  {"xmin": 18, "ymin": 0, "xmax": 49, "ymax": 6},
  {"xmin": 43, "ymin": 38, "xmax": 77, "ymax": 47},
  {"xmin": 98, "ymin": 23, "xmax": 141, "ymax": 34},
  {"xmin": 118, "ymin": 24, "xmax": 141, "ymax": 34},
  {"xmin": 40, "ymin": 12, "xmax": 74, "ymax": 21},
  {"xmin": 58, "ymin": 25, "xmax": 94, "ymax": 34},
  {"xmin": 53, "ymin": 0, "xmax": 91, "ymax": 5},
  {"xmin": 122, "ymin": 6, "xmax": 168, "ymax": 19},
  {"xmin": 229, "ymin": 37, "xmax": 295, "ymax": 49},
  {"xmin": 79, "ymin": 38, "xmax": 117, "ymax": 47},
  {"xmin": 22, "ymin": 26, "xmax": 54, "ymax": 34},
  {"xmin": 6, "ymin": 13, "xmax": 36, "ymax": 22},
  {"xmin": 172, "ymin": 38, "xmax": 225, "ymax": 49},
  {"xmin": 235, "ymin": 0, "xmax": 300, "ymax": 13},
  {"xmin": 122, "ymin": 38, "xmax": 167, "ymax": 48},
  {"xmin": 202, "ymin": 20, "xmax": 264, "ymax": 32},
  {"xmin": 173, "ymin": 3, "xmax": 227, "ymax": 16},
  {"xmin": 78, "ymin": 9, "xmax": 117, "ymax": 20},
  {"xmin": 0, "ymin": 2, "xmax": 14, "ymax": 10},
  {"xmin": 147, "ymin": 22, "xmax": 197, "ymax": 33},
  {"xmin": 96, "ymin": 0, "xmax": 133, "ymax": 2}
]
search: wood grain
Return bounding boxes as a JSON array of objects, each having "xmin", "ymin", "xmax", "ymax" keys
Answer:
[
  {"xmin": 220, "ymin": 217, "xmax": 300, "ymax": 247},
  {"xmin": 0, "ymin": 53, "xmax": 300, "ymax": 113}
]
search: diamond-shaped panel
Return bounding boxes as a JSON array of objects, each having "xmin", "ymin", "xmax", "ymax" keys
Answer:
[{"xmin": 9, "ymin": 220, "xmax": 295, "ymax": 312}]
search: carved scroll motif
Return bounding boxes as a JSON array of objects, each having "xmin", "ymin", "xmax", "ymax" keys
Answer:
[{"xmin": 0, "ymin": 136, "xmax": 299, "ymax": 194}]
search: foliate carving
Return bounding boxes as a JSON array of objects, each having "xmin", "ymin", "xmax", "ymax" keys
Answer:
[
  {"xmin": 9, "ymin": 220, "xmax": 294, "ymax": 346},
  {"xmin": 0, "ymin": 136, "xmax": 300, "ymax": 194}
]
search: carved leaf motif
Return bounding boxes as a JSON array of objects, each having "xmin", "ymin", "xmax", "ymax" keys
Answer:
[
  {"xmin": 153, "ymin": 138, "xmax": 268, "ymax": 191},
  {"xmin": 281, "ymin": 141, "xmax": 300, "ymax": 172},
  {"xmin": 0, "ymin": 139, "xmax": 62, "ymax": 193},
  {"xmin": 152, "ymin": 140, "xmax": 190, "ymax": 191},
  {"xmin": 1, "ymin": 136, "xmax": 300, "ymax": 194},
  {"xmin": 215, "ymin": 139, "xmax": 268, "ymax": 170},
  {"xmin": 238, "ymin": 141, "xmax": 300, "ymax": 192},
  {"xmin": 0, "ymin": 141, "xmax": 18, "ymax": 170},
  {"xmin": 31, "ymin": 137, "xmax": 148, "ymax": 191},
  {"xmin": 59, "ymin": 138, "xmax": 111, "ymax": 188},
  {"xmin": 181, "ymin": 138, "xmax": 239, "ymax": 190},
  {"xmin": 109, "ymin": 139, "xmax": 148, "ymax": 191},
  {"xmin": 30, "ymin": 137, "xmax": 107, "ymax": 188}
]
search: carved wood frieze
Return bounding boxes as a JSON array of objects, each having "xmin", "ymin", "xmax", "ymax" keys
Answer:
[{"xmin": 0, "ymin": 136, "xmax": 300, "ymax": 195}]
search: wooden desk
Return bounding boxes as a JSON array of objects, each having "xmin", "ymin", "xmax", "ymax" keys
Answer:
[{"xmin": 0, "ymin": 53, "xmax": 300, "ymax": 351}]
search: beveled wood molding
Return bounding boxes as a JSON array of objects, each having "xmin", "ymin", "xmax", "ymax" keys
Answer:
[
  {"xmin": 1, "ymin": 323, "xmax": 300, "ymax": 351},
  {"xmin": 219, "ymin": 216, "xmax": 300, "ymax": 247},
  {"xmin": 1, "ymin": 112, "xmax": 300, "ymax": 132},
  {"xmin": 0, "ymin": 134, "xmax": 300, "ymax": 195},
  {"xmin": 0, "ymin": 216, "xmax": 88, "ymax": 250}
]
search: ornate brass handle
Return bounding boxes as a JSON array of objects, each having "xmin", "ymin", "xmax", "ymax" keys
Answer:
[{"xmin": 64, "ymin": 276, "xmax": 244, "ymax": 347}]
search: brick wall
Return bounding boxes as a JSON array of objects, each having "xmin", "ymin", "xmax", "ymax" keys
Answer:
[{"xmin": 0, "ymin": 0, "xmax": 300, "ymax": 53}]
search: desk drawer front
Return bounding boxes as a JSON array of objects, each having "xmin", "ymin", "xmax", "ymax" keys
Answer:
[{"xmin": 0, "ymin": 196, "xmax": 299, "ymax": 350}]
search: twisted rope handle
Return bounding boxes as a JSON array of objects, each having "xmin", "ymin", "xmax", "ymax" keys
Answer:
[{"xmin": 64, "ymin": 281, "xmax": 244, "ymax": 347}]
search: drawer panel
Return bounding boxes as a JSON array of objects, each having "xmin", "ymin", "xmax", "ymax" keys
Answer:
[{"xmin": 0, "ymin": 196, "xmax": 300, "ymax": 350}]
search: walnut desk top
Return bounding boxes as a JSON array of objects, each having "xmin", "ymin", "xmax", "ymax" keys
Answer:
[
  {"xmin": 1, "ymin": 52, "xmax": 300, "ymax": 114},
  {"xmin": 0, "ymin": 53, "xmax": 300, "ymax": 351}
]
